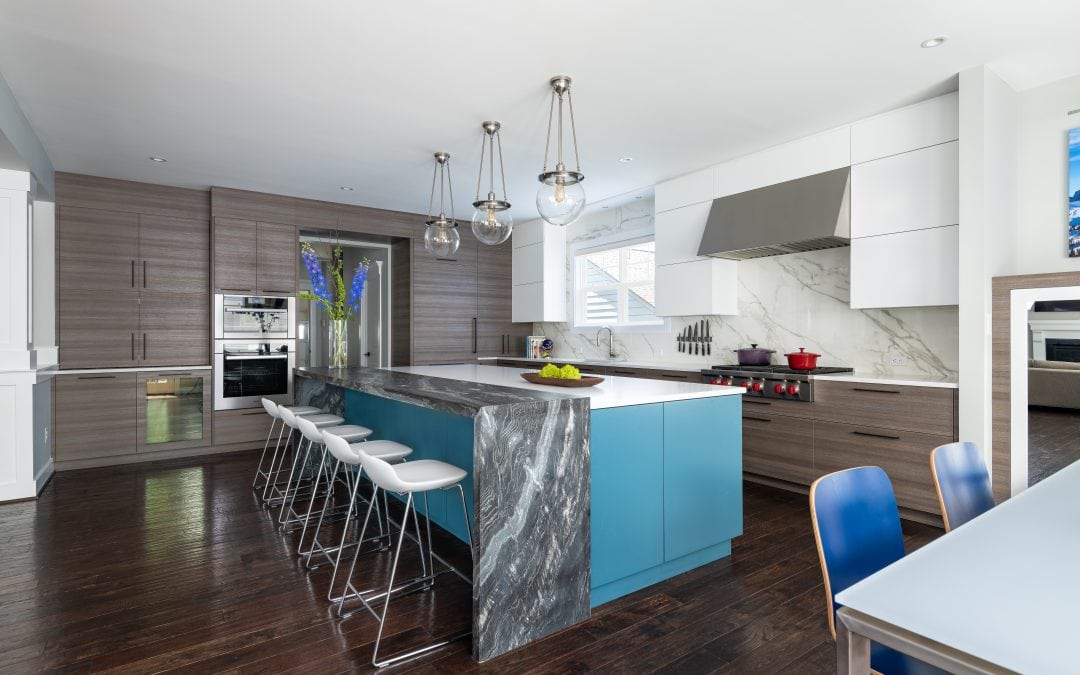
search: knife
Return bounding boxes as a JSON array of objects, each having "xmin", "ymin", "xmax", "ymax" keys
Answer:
[
  {"xmin": 677, "ymin": 326, "xmax": 684, "ymax": 353},
  {"xmin": 692, "ymin": 323, "xmax": 698, "ymax": 355},
  {"xmin": 705, "ymin": 320, "xmax": 711, "ymax": 355}
]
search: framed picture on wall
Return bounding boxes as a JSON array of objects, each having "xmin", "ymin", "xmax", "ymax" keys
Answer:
[{"xmin": 1070, "ymin": 127, "xmax": 1080, "ymax": 257}]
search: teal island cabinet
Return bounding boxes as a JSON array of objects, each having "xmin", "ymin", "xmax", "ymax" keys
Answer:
[{"xmin": 293, "ymin": 364, "xmax": 742, "ymax": 661}]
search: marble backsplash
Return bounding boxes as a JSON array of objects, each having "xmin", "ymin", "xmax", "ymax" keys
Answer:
[{"xmin": 533, "ymin": 200, "xmax": 959, "ymax": 379}]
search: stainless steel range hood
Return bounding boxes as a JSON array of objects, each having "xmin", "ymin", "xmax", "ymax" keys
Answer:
[{"xmin": 696, "ymin": 166, "xmax": 850, "ymax": 260}]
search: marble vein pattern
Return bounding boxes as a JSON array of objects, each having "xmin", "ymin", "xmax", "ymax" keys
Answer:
[
  {"xmin": 472, "ymin": 397, "xmax": 590, "ymax": 660},
  {"xmin": 294, "ymin": 367, "xmax": 591, "ymax": 662},
  {"xmin": 534, "ymin": 200, "xmax": 958, "ymax": 379}
]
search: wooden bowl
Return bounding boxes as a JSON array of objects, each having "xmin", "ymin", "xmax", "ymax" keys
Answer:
[{"xmin": 520, "ymin": 372, "xmax": 605, "ymax": 388}]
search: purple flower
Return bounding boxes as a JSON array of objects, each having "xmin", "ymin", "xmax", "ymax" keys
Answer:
[
  {"xmin": 301, "ymin": 243, "xmax": 331, "ymax": 306},
  {"xmin": 348, "ymin": 260, "xmax": 369, "ymax": 313}
]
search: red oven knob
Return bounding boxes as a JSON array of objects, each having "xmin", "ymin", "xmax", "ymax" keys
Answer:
[
  {"xmin": 722, "ymin": 378, "xmax": 733, "ymax": 386},
  {"xmin": 710, "ymin": 379, "xmax": 719, "ymax": 385},
  {"xmin": 774, "ymin": 384, "xmax": 784, "ymax": 394},
  {"xmin": 787, "ymin": 384, "xmax": 799, "ymax": 396},
  {"xmin": 751, "ymin": 382, "xmax": 763, "ymax": 392},
  {"xmin": 742, "ymin": 381, "xmax": 752, "ymax": 389}
]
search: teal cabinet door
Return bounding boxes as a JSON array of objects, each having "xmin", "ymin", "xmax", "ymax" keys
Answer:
[
  {"xmin": 591, "ymin": 404, "xmax": 665, "ymax": 587},
  {"xmin": 662, "ymin": 396, "xmax": 743, "ymax": 561}
]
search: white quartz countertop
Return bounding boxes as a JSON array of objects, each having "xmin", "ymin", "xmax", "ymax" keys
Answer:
[
  {"xmin": 810, "ymin": 372, "xmax": 958, "ymax": 389},
  {"xmin": 476, "ymin": 356, "xmax": 701, "ymax": 372},
  {"xmin": 390, "ymin": 364, "xmax": 742, "ymax": 410}
]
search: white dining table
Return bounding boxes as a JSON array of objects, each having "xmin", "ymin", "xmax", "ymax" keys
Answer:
[{"xmin": 834, "ymin": 459, "xmax": 1080, "ymax": 675}]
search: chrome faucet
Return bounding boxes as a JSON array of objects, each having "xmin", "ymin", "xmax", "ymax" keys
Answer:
[{"xmin": 596, "ymin": 326, "xmax": 617, "ymax": 359}]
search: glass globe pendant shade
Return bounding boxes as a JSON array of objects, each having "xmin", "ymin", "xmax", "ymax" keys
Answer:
[
  {"xmin": 536, "ymin": 178, "xmax": 586, "ymax": 226},
  {"xmin": 471, "ymin": 204, "xmax": 513, "ymax": 245},
  {"xmin": 424, "ymin": 222, "xmax": 460, "ymax": 257}
]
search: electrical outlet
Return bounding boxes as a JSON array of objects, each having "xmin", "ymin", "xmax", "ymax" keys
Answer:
[{"xmin": 889, "ymin": 355, "xmax": 906, "ymax": 367}]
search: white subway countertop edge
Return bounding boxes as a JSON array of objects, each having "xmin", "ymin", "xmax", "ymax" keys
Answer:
[
  {"xmin": 391, "ymin": 364, "xmax": 743, "ymax": 409},
  {"xmin": 811, "ymin": 372, "xmax": 958, "ymax": 389}
]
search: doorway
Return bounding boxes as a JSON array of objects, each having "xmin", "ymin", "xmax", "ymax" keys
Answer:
[
  {"xmin": 297, "ymin": 237, "xmax": 391, "ymax": 369},
  {"xmin": 1025, "ymin": 297, "xmax": 1080, "ymax": 486}
]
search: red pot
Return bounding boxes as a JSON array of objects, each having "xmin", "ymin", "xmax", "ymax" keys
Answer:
[{"xmin": 784, "ymin": 347, "xmax": 821, "ymax": 370}]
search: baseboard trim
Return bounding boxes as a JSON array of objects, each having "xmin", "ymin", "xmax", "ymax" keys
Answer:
[
  {"xmin": 34, "ymin": 458, "xmax": 54, "ymax": 493},
  {"xmin": 55, "ymin": 441, "xmax": 262, "ymax": 472}
]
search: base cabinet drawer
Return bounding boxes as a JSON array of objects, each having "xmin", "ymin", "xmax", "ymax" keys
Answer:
[
  {"xmin": 814, "ymin": 380, "xmax": 955, "ymax": 437},
  {"xmin": 55, "ymin": 373, "xmax": 138, "ymax": 461},
  {"xmin": 742, "ymin": 412, "xmax": 815, "ymax": 485},
  {"xmin": 813, "ymin": 420, "xmax": 944, "ymax": 514},
  {"xmin": 213, "ymin": 408, "xmax": 274, "ymax": 446}
]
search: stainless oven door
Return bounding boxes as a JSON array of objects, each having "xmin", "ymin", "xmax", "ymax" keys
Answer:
[
  {"xmin": 214, "ymin": 294, "xmax": 296, "ymax": 340},
  {"xmin": 214, "ymin": 345, "xmax": 294, "ymax": 410}
]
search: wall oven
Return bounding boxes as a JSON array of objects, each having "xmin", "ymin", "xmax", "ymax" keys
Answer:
[
  {"xmin": 214, "ymin": 340, "xmax": 295, "ymax": 410},
  {"xmin": 214, "ymin": 294, "xmax": 296, "ymax": 340}
]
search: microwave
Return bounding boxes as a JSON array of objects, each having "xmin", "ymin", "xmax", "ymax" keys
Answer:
[{"xmin": 214, "ymin": 294, "xmax": 296, "ymax": 340}]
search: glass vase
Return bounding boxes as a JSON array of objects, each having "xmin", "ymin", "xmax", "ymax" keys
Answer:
[{"xmin": 329, "ymin": 319, "xmax": 348, "ymax": 368}]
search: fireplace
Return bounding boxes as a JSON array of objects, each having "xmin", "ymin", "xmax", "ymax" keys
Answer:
[{"xmin": 1044, "ymin": 338, "xmax": 1080, "ymax": 363}]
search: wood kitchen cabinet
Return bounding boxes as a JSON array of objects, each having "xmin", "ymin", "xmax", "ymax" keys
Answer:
[
  {"xmin": 54, "ymin": 372, "xmax": 138, "ymax": 462},
  {"xmin": 813, "ymin": 380, "xmax": 956, "ymax": 437},
  {"xmin": 477, "ymin": 241, "xmax": 531, "ymax": 357},
  {"xmin": 255, "ymin": 221, "xmax": 297, "ymax": 295},
  {"xmin": 212, "ymin": 408, "xmax": 275, "ymax": 447},
  {"xmin": 57, "ymin": 205, "xmax": 211, "ymax": 369},
  {"xmin": 742, "ymin": 408, "xmax": 815, "ymax": 485},
  {"xmin": 213, "ymin": 218, "xmax": 297, "ymax": 295},
  {"xmin": 412, "ymin": 237, "xmax": 478, "ymax": 365},
  {"xmin": 137, "ymin": 370, "xmax": 211, "ymax": 453}
]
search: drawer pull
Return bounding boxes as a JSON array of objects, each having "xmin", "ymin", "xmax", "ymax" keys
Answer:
[
  {"xmin": 77, "ymin": 375, "xmax": 117, "ymax": 380},
  {"xmin": 852, "ymin": 387, "xmax": 902, "ymax": 395},
  {"xmin": 743, "ymin": 399, "xmax": 772, "ymax": 406},
  {"xmin": 612, "ymin": 370, "xmax": 636, "ymax": 375},
  {"xmin": 743, "ymin": 415, "xmax": 773, "ymax": 423},
  {"xmin": 852, "ymin": 430, "xmax": 901, "ymax": 440},
  {"xmin": 241, "ymin": 411, "xmax": 265, "ymax": 416},
  {"xmin": 662, "ymin": 373, "xmax": 689, "ymax": 379}
]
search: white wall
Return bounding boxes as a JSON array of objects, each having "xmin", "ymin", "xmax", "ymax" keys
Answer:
[
  {"xmin": 957, "ymin": 65, "xmax": 1019, "ymax": 465},
  {"xmin": 1014, "ymin": 73, "xmax": 1080, "ymax": 274}
]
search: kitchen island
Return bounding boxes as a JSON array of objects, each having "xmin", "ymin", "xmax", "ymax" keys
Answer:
[{"xmin": 294, "ymin": 364, "xmax": 743, "ymax": 661}]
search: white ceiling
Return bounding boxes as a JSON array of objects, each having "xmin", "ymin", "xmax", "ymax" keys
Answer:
[{"xmin": 1, "ymin": 0, "xmax": 1078, "ymax": 221}]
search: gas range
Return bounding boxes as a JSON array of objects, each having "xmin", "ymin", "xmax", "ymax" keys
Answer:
[{"xmin": 700, "ymin": 364, "xmax": 854, "ymax": 402}]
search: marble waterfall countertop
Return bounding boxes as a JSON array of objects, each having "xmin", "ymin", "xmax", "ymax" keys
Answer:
[
  {"xmin": 391, "ymin": 364, "xmax": 744, "ymax": 409},
  {"xmin": 811, "ymin": 372, "xmax": 959, "ymax": 389}
]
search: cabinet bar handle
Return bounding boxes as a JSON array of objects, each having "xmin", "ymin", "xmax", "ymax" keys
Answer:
[
  {"xmin": 241, "ymin": 411, "xmax": 264, "ymax": 416},
  {"xmin": 143, "ymin": 261, "xmax": 147, "ymax": 288},
  {"xmin": 851, "ymin": 430, "xmax": 901, "ymax": 440},
  {"xmin": 662, "ymin": 373, "xmax": 689, "ymax": 379},
  {"xmin": 852, "ymin": 387, "xmax": 902, "ymax": 395},
  {"xmin": 502, "ymin": 334, "xmax": 507, "ymax": 354},
  {"xmin": 472, "ymin": 318, "xmax": 477, "ymax": 354},
  {"xmin": 220, "ymin": 288, "xmax": 256, "ymax": 293},
  {"xmin": 613, "ymin": 370, "xmax": 637, "ymax": 375},
  {"xmin": 131, "ymin": 260, "xmax": 135, "ymax": 287},
  {"xmin": 743, "ymin": 399, "xmax": 773, "ymax": 406},
  {"xmin": 743, "ymin": 415, "xmax": 773, "ymax": 423},
  {"xmin": 260, "ymin": 289, "xmax": 293, "ymax": 295},
  {"xmin": 78, "ymin": 375, "xmax": 117, "ymax": 380},
  {"xmin": 143, "ymin": 333, "xmax": 147, "ymax": 360},
  {"xmin": 131, "ymin": 333, "xmax": 135, "ymax": 360}
]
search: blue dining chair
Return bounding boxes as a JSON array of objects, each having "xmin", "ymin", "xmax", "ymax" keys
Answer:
[
  {"xmin": 930, "ymin": 441, "xmax": 995, "ymax": 532},
  {"xmin": 810, "ymin": 466, "xmax": 947, "ymax": 675}
]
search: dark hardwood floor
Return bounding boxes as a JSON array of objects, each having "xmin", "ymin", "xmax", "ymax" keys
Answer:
[
  {"xmin": 0, "ymin": 452, "xmax": 940, "ymax": 673},
  {"xmin": 1028, "ymin": 405, "xmax": 1080, "ymax": 486}
]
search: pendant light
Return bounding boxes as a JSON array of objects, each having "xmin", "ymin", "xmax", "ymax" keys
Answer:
[
  {"xmin": 471, "ymin": 121, "xmax": 513, "ymax": 245},
  {"xmin": 424, "ymin": 151, "xmax": 461, "ymax": 257},
  {"xmin": 537, "ymin": 75, "xmax": 585, "ymax": 226}
]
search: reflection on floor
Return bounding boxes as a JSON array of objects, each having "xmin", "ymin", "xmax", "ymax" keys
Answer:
[{"xmin": 1028, "ymin": 405, "xmax": 1080, "ymax": 486}]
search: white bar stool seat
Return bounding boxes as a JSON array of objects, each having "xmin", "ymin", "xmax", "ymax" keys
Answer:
[
  {"xmin": 297, "ymin": 413, "xmax": 345, "ymax": 428},
  {"xmin": 321, "ymin": 424, "xmax": 373, "ymax": 442},
  {"xmin": 353, "ymin": 440, "xmax": 413, "ymax": 463},
  {"xmin": 387, "ymin": 460, "xmax": 467, "ymax": 491},
  {"xmin": 282, "ymin": 405, "xmax": 321, "ymax": 416}
]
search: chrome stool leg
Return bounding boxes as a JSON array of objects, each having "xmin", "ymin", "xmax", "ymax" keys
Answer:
[{"xmin": 251, "ymin": 417, "xmax": 281, "ymax": 490}]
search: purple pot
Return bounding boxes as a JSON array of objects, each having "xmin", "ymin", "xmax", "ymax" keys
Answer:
[{"xmin": 734, "ymin": 344, "xmax": 775, "ymax": 366}]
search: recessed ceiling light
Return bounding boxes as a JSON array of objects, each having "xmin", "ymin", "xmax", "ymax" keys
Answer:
[
  {"xmin": 920, "ymin": 35, "xmax": 948, "ymax": 48},
  {"xmin": 602, "ymin": 205, "xmax": 610, "ymax": 209},
  {"xmin": 148, "ymin": 156, "xmax": 167, "ymax": 163},
  {"xmin": 339, "ymin": 186, "xmax": 354, "ymax": 191},
  {"xmin": 618, "ymin": 157, "xmax": 634, "ymax": 163},
  {"xmin": 634, "ymin": 195, "xmax": 644, "ymax": 199}
]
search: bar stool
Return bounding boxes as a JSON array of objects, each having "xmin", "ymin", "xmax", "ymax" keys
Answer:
[
  {"xmin": 307, "ymin": 429, "xmax": 413, "ymax": 580},
  {"xmin": 254, "ymin": 398, "xmax": 322, "ymax": 500},
  {"xmin": 331, "ymin": 433, "xmax": 472, "ymax": 668},
  {"xmin": 275, "ymin": 406, "xmax": 348, "ymax": 528},
  {"xmin": 292, "ymin": 415, "xmax": 375, "ymax": 551}
]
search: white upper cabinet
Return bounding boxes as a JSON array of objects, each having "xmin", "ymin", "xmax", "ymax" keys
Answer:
[
  {"xmin": 655, "ymin": 258, "xmax": 738, "ymax": 317},
  {"xmin": 713, "ymin": 126, "xmax": 851, "ymax": 198},
  {"xmin": 850, "ymin": 92, "xmax": 959, "ymax": 164},
  {"xmin": 511, "ymin": 220, "xmax": 566, "ymax": 322},
  {"xmin": 851, "ymin": 141, "xmax": 959, "ymax": 238},
  {"xmin": 655, "ymin": 201, "xmax": 712, "ymax": 267},
  {"xmin": 654, "ymin": 168, "xmax": 713, "ymax": 213},
  {"xmin": 850, "ymin": 225, "xmax": 959, "ymax": 309}
]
